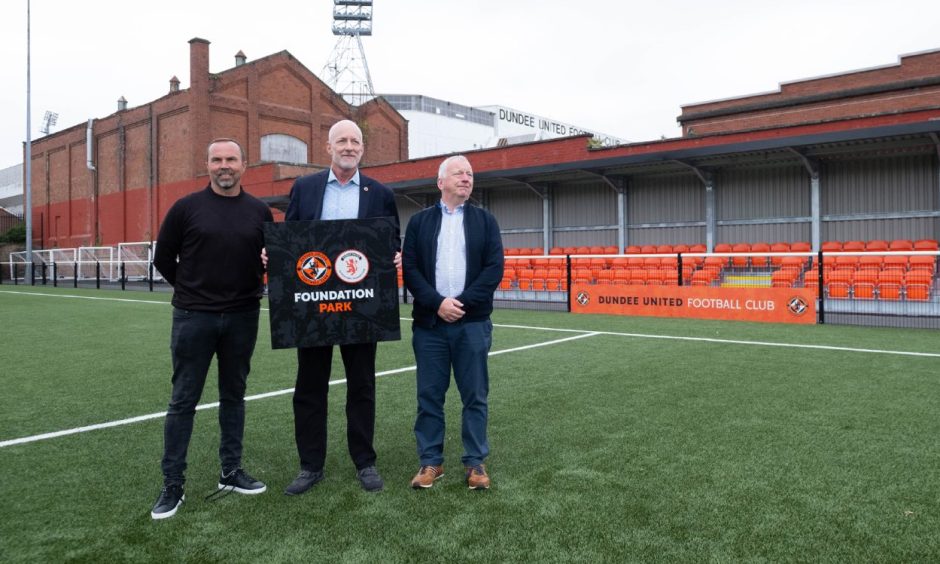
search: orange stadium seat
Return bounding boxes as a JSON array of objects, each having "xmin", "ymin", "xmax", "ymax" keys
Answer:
[
  {"xmin": 882, "ymin": 255, "xmax": 908, "ymax": 271},
  {"xmin": 646, "ymin": 268, "xmax": 665, "ymax": 286},
  {"xmin": 865, "ymin": 240, "xmax": 888, "ymax": 252},
  {"xmin": 889, "ymin": 239, "xmax": 914, "ymax": 251},
  {"xmin": 853, "ymin": 281, "xmax": 875, "ymax": 300},
  {"xmin": 821, "ymin": 241, "xmax": 842, "ymax": 252},
  {"xmin": 750, "ymin": 242, "xmax": 770, "ymax": 267},
  {"xmin": 827, "ymin": 281, "xmax": 850, "ymax": 299},
  {"xmin": 834, "ymin": 255, "xmax": 859, "ymax": 269},
  {"xmin": 731, "ymin": 243, "xmax": 750, "ymax": 268},
  {"xmin": 573, "ymin": 268, "xmax": 592, "ymax": 284},
  {"xmin": 661, "ymin": 269, "xmax": 680, "ymax": 285},
  {"xmin": 857, "ymin": 254, "xmax": 882, "ymax": 272},
  {"xmin": 909, "ymin": 255, "xmax": 936, "ymax": 272},
  {"xmin": 690, "ymin": 270, "xmax": 713, "ymax": 286},
  {"xmin": 842, "ymin": 241, "xmax": 865, "ymax": 252},
  {"xmin": 771, "ymin": 270, "xmax": 796, "ymax": 288},
  {"xmin": 770, "ymin": 242, "xmax": 790, "ymax": 266},
  {"xmin": 914, "ymin": 239, "xmax": 939, "ymax": 251},
  {"xmin": 906, "ymin": 283, "xmax": 931, "ymax": 301},
  {"xmin": 780, "ymin": 255, "xmax": 805, "ymax": 272},
  {"xmin": 610, "ymin": 257, "xmax": 629, "ymax": 270},
  {"xmin": 703, "ymin": 256, "xmax": 726, "ymax": 274}
]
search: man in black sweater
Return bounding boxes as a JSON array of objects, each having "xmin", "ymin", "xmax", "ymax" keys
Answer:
[{"xmin": 150, "ymin": 138, "xmax": 273, "ymax": 520}]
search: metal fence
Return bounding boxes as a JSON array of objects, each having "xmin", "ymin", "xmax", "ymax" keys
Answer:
[{"xmin": 4, "ymin": 249, "xmax": 939, "ymax": 329}]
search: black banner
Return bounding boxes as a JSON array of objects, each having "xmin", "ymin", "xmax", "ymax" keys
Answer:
[{"xmin": 264, "ymin": 218, "xmax": 401, "ymax": 349}]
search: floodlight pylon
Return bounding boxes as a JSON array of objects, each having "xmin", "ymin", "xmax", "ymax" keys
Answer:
[{"xmin": 323, "ymin": 0, "xmax": 375, "ymax": 106}]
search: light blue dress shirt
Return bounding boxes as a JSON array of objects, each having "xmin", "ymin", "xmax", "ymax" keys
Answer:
[
  {"xmin": 435, "ymin": 200, "xmax": 467, "ymax": 298},
  {"xmin": 321, "ymin": 169, "xmax": 361, "ymax": 220}
]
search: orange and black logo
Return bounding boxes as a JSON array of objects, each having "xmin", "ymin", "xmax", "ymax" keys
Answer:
[
  {"xmin": 296, "ymin": 251, "xmax": 332, "ymax": 286},
  {"xmin": 576, "ymin": 291, "xmax": 590, "ymax": 306},
  {"xmin": 787, "ymin": 296, "xmax": 808, "ymax": 316}
]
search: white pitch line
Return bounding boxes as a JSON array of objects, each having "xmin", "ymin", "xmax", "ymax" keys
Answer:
[
  {"xmin": 491, "ymin": 322, "xmax": 940, "ymax": 358},
  {"xmin": 0, "ymin": 289, "xmax": 168, "ymax": 305},
  {"xmin": 0, "ymin": 332, "xmax": 601, "ymax": 449},
  {"xmin": 588, "ymin": 330, "xmax": 940, "ymax": 358},
  {"xmin": 3, "ymin": 289, "xmax": 937, "ymax": 358}
]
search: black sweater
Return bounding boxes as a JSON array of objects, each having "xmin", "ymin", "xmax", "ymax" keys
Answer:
[{"xmin": 154, "ymin": 186, "xmax": 273, "ymax": 312}]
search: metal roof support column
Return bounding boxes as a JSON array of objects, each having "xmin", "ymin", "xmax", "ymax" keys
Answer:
[
  {"xmin": 705, "ymin": 179, "xmax": 715, "ymax": 252},
  {"xmin": 789, "ymin": 148, "xmax": 821, "ymax": 251},
  {"xmin": 810, "ymin": 174, "xmax": 821, "ymax": 251},
  {"xmin": 542, "ymin": 185, "xmax": 553, "ymax": 253},
  {"xmin": 931, "ymin": 133, "xmax": 940, "ymax": 241},
  {"xmin": 673, "ymin": 161, "xmax": 714, "ymax": 251},
  {"xmin": 577, "ymin": 171, "xmax": 627, "ymax": 251}
]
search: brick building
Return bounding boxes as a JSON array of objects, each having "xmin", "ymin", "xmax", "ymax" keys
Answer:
[
  {"xmin": 364, "ymin": 48, "xmax": 940, "ymax": 252},
  {"xmin": 677, "ymin": 48, "xmax": 940, "ymax": 137},
  {"xmin": 27, "ymin": 37, "xmax": 408, "ymax": 248}
]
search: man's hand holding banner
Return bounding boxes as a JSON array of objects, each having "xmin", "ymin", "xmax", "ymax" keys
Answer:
[{"xmin": 264, "ymin": 217, "xmax": 401, "ymax": 349}]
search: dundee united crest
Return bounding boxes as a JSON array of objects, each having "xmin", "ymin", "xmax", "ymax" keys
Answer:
[
  {"xmin": 296, "ymin": 251, "xmax": 332, "ymax": 286},
  {"xmin": 787, "ymin": 296, "xmax": 808, "ymax": 316},
  {"xmin": 335, "ymin": 249, "xmax": 370, "ymax": 284},
  {"xmin": 576, "ymin": 291, "xmax": 590, "ymax": 306}
]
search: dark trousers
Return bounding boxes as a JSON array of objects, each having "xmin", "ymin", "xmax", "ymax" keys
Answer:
[
  {"xmin": 161, "ymin": 307, "xmax": 260, "ymax": 486},
  {"xmin": 412, "ymin": 319, "xmax": 492, "ymax": 467},
  {"xmin": 293, "ymin": 342, "xmax": 378, "ymax": 472}
]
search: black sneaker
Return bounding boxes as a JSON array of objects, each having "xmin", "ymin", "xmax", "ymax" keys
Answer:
[
  {"xmin": 357, "ymin": 465, "xmax": 384, "ymax": 492},
  {"xmin": 284, "ymin": 469, "xmax": 324, "ymax": 496},
  {"xmin": 151, "ymin": 484, "xmax": 185, "ymax": 520},
  {"xmin": 218, "ymin": 468, "xmax": 267, "ymax": 495}
]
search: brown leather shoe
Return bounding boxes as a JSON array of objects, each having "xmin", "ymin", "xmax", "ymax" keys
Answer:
[
  {"xmin": 411, "ymin": 465, "xmax": 444, "ymax": 489},
  {"xmin": 465, "ymin": 464, "xmax": 490, "ymax": 490}
]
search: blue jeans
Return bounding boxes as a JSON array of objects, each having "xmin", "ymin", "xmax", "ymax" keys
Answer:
[
  {"xmin": 412, "ymin": 319, "xmax": 492, "ymax": 467},
  {"xmin": 161, "ymin": 307, "xmax": 260, "ymax": 485}
]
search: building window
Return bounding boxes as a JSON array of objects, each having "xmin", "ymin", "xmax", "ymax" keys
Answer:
[{"xmin": 261, "ymin": 134, "xmax": 308, "ymax": 164}]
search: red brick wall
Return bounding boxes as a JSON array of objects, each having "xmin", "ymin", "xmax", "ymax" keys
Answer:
[{"xmin": 679, "ymin": 49, "xmax": 940, "ymax": 136}]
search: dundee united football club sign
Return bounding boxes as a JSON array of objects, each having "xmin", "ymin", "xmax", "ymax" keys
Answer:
[
  {"xmin": 264, "ymin": 217, "xmax": 401, "ymax": 349},
  {"xmin": 570, "ymin": 283, "xmax": 816, "ymax": 324}
]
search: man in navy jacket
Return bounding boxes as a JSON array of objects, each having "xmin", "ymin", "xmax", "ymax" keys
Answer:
[
  {"xmin": 283, "ymin": 120, "xmax": 400, "ymax": 495},
  {"xmin": 402, "ymin": 155, "xmax": 504, "ymax": 490}
]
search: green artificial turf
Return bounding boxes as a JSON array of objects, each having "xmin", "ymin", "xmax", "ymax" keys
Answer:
[{"xmin": 1, "ymin": 287, "xmax": 939, "ymax": 562}]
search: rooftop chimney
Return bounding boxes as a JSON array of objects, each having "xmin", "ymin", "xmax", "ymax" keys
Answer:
[
  {"xmin": 117, "ymin": 96, "xmax": 128, "ymax": 111},
  {"xmin": 235, "ymin": 50, "xmax": 247, "ymax": 66},
  {"xmin": 169, "ymin": 76, "xmax": 180, "ymax": 93}
]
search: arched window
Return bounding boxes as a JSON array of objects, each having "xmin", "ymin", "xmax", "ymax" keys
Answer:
[{"xmin": 260, "ymin": 134, "xmax": 308, "ymax": 164}]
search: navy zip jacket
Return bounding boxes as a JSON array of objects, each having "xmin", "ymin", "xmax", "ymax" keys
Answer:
[{"xmin": 402, "ymin": 202, "xmax": 504, "ymax": 328}]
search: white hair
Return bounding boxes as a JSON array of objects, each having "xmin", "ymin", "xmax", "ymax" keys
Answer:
[
  {"xmin": 328, "ymin": 119, "xmax": 363, "ymax": 143},
  {"xmin": 438, "ymin": 155, "xmax": 470, "ymax": 179}
]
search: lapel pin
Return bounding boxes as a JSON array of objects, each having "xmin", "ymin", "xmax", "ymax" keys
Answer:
[{"xmin": 363, "ymin": 186, "xmax": 369, "ymax": 192}]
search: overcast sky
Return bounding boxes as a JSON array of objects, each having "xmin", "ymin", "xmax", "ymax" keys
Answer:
[{"xmin": 2, "ymin": 0, "xmax": 939, "ymax": 168}]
